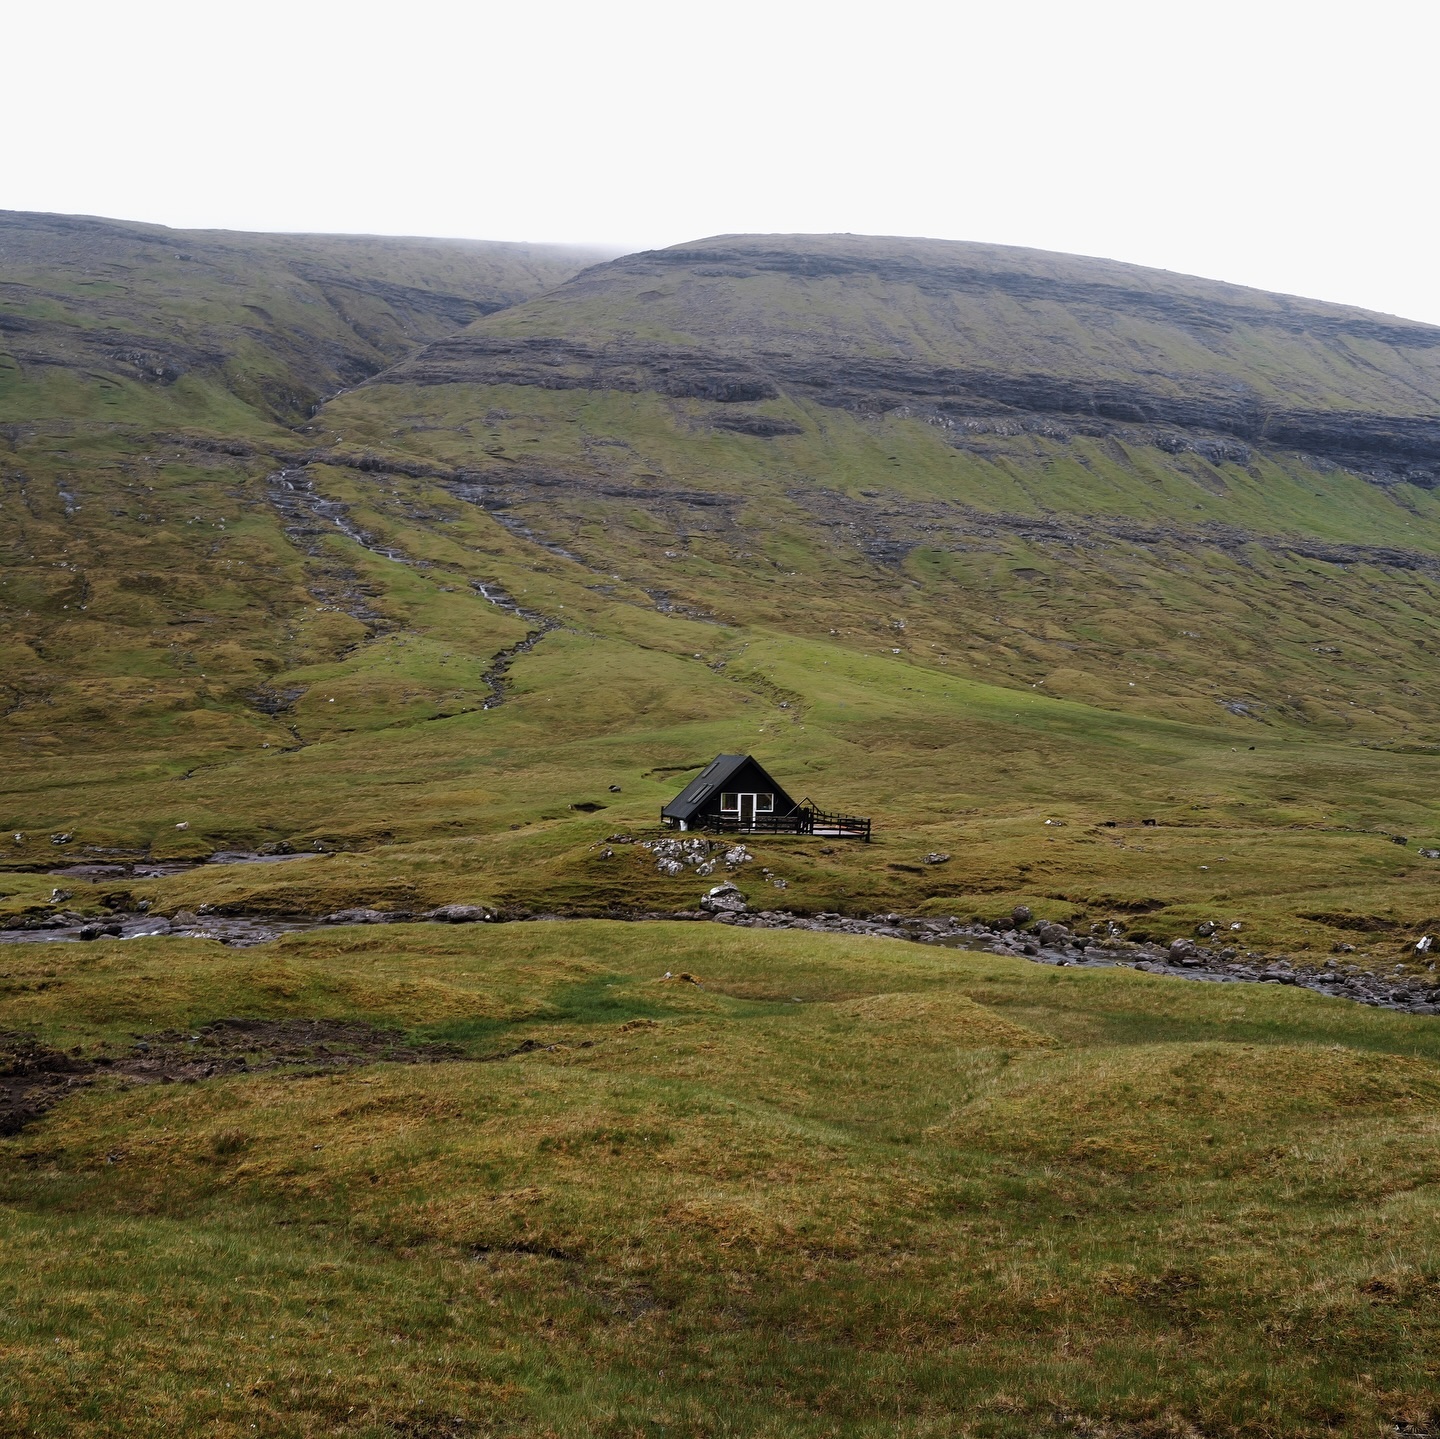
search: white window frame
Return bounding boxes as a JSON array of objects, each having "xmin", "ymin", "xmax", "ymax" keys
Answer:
[
  {"xmin": 754, "ymin": 793, "xmax": 774, "ymax": 812},
  {"xmin": 720, "ymin": 792, "xmax": 740, "ymax": 812}
]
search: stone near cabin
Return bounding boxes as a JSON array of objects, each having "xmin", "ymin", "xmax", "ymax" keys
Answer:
[
  {"xmin": 700, "ymin": 881, "xmax": 748, "ymax": 915},
  {"xmin": 1011, "ymin": 905, "xmax": 1034, "ymax": 926},
  {"xmin": 644, "ymin": 836, "xmax": 715, "ymax": 873},
  {"xmin": 1420, "ymin": 849, "xmax": 1440, "ymax": 860},
  {"xmin": 1195, "ymin": 920, "xmax": 1218, "ymax": 937},
  {"xmin": 922, "ymin": 852, "xmax": 951, "ymax": 865}
]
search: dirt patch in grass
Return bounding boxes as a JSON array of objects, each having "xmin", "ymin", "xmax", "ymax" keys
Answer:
[
  {"xmin": 1299, "ymin": 910, "xmax": 1407, "ymax": 933},
  {"xmin": 0, "ymin": 1032, "xmax": 93, "ymax": 1136},
  {"xmin": 0, "ymin": 1019, "xmax": 463, "ymax": 1134}
]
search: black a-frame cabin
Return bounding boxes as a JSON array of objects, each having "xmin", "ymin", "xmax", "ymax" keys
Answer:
[{"xmin": 660, "ymin": 754, "xmax": 870, "ymax": 840}]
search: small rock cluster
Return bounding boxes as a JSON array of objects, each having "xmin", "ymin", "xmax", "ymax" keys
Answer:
[{"xmin": 639, "ymin": 836, "xmax": 752, "ymax": 878}]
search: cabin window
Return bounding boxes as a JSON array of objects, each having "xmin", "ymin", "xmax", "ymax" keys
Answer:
[
  {"xmin": 755, "ymin": 793, "xmax": 774, "ymax": 812},
  {"xmin": 720, "ymin": 792, "xmax": 739, "ymax": 811}
]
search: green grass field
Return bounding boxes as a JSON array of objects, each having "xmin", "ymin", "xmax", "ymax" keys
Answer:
[{"xmin": 3, "ymin": 920, "xmax": 1440, "ymax": 1436}]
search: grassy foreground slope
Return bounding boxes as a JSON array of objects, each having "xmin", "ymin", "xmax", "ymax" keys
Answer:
[
  {"xmin": 4, "ymin": 920, "xmax": 1440, "ymax": 1436},
  {"xmin": 7, "ymin": 228, "xmax": 1440, "ymax": 956}
]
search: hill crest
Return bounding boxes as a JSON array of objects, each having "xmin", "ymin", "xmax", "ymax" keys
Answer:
[{"xmin": 380, "ymin": 231, "xmax": 1440, "ymax": 486}]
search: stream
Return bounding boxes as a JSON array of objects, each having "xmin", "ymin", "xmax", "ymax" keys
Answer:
[{"xmin": 2, "ymin": 898, "xmax": 1436, "ymax": 1017}]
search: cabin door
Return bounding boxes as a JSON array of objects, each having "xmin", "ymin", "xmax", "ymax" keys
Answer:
[{"xmin": 737, "ymin": 794, "xmax": 756, "ymax": 828}]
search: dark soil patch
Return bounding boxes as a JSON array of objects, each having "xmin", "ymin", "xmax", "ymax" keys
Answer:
[
  {"xmin": 0, "ymin": 1019, "xmax": 463, "ymax": 1135},
  {"xmin": 1300, "ymin": 911, "xmax": 1405, "ymax": 933},
  {"xmin": 0, "ymin": 1032, "xmax": 93, "ymax": 1136}
]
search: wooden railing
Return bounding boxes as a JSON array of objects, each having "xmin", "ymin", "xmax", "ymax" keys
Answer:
[{"xmin": 802, "ymin": 806, "xmax": 872, "ymax": 842}]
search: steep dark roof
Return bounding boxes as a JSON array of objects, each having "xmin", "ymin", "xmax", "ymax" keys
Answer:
[{"xmin": 661, "ymin": 754, "xmax": 785, "ymax": 821}]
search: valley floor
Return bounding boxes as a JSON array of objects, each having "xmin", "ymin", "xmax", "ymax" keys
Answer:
[{"xmin": 2, "ymin": 920, "xmax": 1438, "ymax": 1436}]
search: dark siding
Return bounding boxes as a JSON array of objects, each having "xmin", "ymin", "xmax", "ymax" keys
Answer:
[
  {"xmin": 686, "ymin": 758, "xmax": 796, "ymax": 823},
  {"xmin": 660, "ymin": 754, "xmax": 798, "ymax": 824}
]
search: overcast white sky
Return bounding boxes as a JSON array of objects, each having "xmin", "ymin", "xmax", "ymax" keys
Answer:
[{"xmin": 10, "ymin": 0, "xmax": 1439, "ymax": 322}]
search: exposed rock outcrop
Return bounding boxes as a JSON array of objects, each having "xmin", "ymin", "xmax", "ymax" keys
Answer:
[{"xmin": 376, "ymin": 235, "xmax": 1440, "ymax": 486}]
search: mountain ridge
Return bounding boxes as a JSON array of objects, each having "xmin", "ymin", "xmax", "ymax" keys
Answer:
[
  {"xmin": 0, "ymin": 208, "xmax": 613, "ymax": 426},
  {"xmin": 376, "ymin": 231, "xmax": 1440, "ymax": 486}
]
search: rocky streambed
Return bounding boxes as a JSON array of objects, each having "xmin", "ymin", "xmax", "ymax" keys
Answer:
[
  {"xmin": 2, "ymin": 890, "xmax": 1436, "ymax": 1018},
  {"xmin": 0, "ymin": 902, "xmax": 500, "ymax": 948},
  {"xmin": 747, "ymin": 909, "xmax": 1440, "ymax": 1017}
]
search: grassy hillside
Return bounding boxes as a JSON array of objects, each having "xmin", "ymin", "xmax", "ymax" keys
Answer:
[
  {"xmin": 407, "ymin": 232, "xmax": 1440, "ymax": 416},
  {"xmin": 7, "ymin": 226, "xmax": 1440, "ymax": 960},
  {"xmin": 4, "ymin": 920, "xmax": 1440, "ymax": 1435},
  {"xmin": 0, "ymin": 209, "xmax": 609, "ymax": 427}
]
